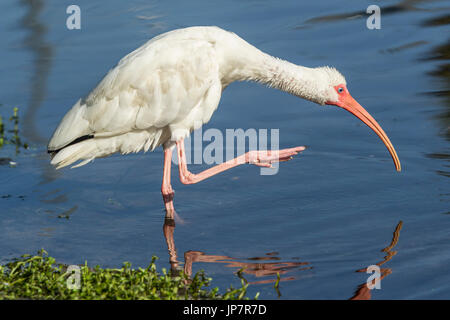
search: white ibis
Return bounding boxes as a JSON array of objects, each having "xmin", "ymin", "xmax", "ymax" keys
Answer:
[{"xmin": 48, "ymin": 26, "xmax": 401, "ymax": 213}]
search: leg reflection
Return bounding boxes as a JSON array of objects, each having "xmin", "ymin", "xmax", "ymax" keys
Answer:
[
  {"xmin": 161, "ymin": 213, "xmax": 311, "ymax": 289},
  {"xmin": 162, "ymin": 213, "xmax": 180, "ymax": 274}
]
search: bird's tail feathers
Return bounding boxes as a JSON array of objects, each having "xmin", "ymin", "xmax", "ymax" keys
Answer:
[
  {"xmin": 50, "ymin": 129, "xmax": 169, "ymax": 169},
  {"xmin": 50, "ymin": 139, "xmax": 99, "ymax": 169}
]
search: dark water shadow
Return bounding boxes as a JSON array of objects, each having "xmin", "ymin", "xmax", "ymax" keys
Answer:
[
  {"xmin": 297, "ymin": 0, "xmax": 447, "ymax": 28},
  {"xmin": 18, "ymin": 0, "xmax": 65, "ymax": 194},
  {"xmin": 420, "ymin": 14, "xmax": 450, "ymax": 178},
  {"xmin": 20, "ymin": 0, "xmax": 52, "ymax": 145}
]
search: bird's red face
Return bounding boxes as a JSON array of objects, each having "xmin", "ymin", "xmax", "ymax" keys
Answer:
[{"xmin": 326, "ymin": 84, "xmax": 401, "ymax": 172}]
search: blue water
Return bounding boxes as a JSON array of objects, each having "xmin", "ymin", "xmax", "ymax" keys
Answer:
[{"xmin": 0, "ymin": 0, "xmax": 449, "ymax": 299}]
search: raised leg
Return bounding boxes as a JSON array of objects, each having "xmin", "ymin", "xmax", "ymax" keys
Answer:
[
  {"xmin": 161, "ymin": 147, "xmax": 175, "ymax": 215},
  {"xmin": 176, "ymin": 138, "xmax": 305, "ymax": 185}
]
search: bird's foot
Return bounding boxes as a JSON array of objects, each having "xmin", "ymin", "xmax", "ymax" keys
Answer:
[{"xmin": 246, "ymin": 146, "xmax": 306, "ymax": 168}]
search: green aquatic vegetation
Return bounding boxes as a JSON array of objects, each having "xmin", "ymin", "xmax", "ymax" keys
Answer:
[
  {"xmin": 0, "ymin": 250, "xmax": 252, "ymax": 300},
  {"xmin": 0, "ymin": 106, "xmax": 28, "ymax": 152}
]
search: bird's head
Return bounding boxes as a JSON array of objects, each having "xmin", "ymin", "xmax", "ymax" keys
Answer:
[{"xmin": 312, "ymin": 67, "xmax": 401, "ymax": 172}]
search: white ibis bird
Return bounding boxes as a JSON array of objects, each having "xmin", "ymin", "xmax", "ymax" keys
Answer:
[{"xmin": 48, "ymin": 26, "xmax": 401, "ymax": 213}]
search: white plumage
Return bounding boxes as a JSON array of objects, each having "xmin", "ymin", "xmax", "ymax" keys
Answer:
[{"xmin": 48, "ymin": 26, "xmax": 347, "ymax": 169}]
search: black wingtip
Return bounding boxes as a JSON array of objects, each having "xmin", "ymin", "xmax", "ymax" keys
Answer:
[{"xmin": 47, "ymin": 134, "xmax": 94, "ymax": 155}]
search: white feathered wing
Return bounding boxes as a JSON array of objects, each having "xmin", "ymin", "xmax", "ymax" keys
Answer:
[{"xmin": 48, "ymin": 30, "xmax": 223, "ymax": 169}]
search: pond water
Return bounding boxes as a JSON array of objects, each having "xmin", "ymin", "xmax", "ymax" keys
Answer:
[{"xmin": 0, "ymin": 0, "xmax": 449, "ymax": 299}]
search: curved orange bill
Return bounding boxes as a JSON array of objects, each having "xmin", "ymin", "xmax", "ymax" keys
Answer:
[{"xmin": 338, "ymin": 93, "xmax": 401, "ymax": 172}]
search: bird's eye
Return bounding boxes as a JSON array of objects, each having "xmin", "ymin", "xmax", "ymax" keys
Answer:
[{"xmin": 338, "ymin": 87, "xmax": 344, "ymax": 93}]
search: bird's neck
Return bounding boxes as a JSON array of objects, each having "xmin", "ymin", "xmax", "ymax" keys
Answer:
[
  {"xmin": 220, "ymin": 40, "xmax": 326, "ymax": 105},
  {"xmin": 258, "ymin": 57, "xmax": 325, "ymax": 104}
]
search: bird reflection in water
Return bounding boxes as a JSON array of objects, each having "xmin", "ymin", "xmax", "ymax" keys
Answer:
[
  {"xmin": 350, "ymin": 221, "xmax": 403, "ymax": 300},
  {"xmin": 162, "ymin": 212, "xmax": 311, "ymax": 294},
  {"xmin": 164, "ymin": 213, "xmax": 404, "ymax": 298}
]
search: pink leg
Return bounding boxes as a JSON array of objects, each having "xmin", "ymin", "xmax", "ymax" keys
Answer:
[
  {"xmin": 176, "ymin": 139, "xmax": 305, "ymax": 185},
  {"xmin": 161, "ymin": 148, "xmax": 175, "ymax": 214}
]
